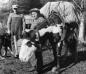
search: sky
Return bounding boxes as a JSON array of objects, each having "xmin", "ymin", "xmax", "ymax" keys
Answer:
[
  {"xmin": 0, "ymin": 0, "xmax": 9, "ymax": 3},
  {"xmin": 0, "ymin": 0, "xmax": 10, "ymax": 9}
]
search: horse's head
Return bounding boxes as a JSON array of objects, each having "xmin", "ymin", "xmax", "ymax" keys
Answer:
[
  {"xmin": 19, "ymin": 38, "xmax": 37, "ymax": 62},
  {"xmin": 19, "ymin": 29, "xmax": 39, "ymax": 62}
]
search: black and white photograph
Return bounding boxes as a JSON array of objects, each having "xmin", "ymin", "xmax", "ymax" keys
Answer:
[{"xmin": 0, "ymin": 0, "xmax": 86, "ymax": 74}]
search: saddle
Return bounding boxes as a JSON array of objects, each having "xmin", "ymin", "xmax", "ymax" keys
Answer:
[{"xmin": 48, "ymin": 10, "xmax": 62, "ymax": 25}]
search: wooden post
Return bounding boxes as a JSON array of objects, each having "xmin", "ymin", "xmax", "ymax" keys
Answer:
[{"xmin": 78, "ymin": 13, "xmax": 85, "ymax": 42}]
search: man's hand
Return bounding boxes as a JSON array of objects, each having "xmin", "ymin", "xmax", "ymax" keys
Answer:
[{"xmin": 24, "ymin": 29, "xmax": 31, "ymax": 32}]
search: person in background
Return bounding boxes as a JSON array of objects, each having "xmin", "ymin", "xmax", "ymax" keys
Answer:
[
  {"xmin": 7, "ymin": 4, "xmax": 24, "ymax": 58},
  {"xmin": 30, "ymin": 8, "xmax": 46, "ymax": 30},
  {"xmin": 23, "ymin": 8, "xmax": 47, "ymax": 31},
  {"xmin": 23, "ymin": 8, "xmax": 48, "ymax": 42}
]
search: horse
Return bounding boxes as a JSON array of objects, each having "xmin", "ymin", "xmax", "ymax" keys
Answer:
[{"xmin": 40, "ymin": 1, "xmax": 80, "ymax": 72}]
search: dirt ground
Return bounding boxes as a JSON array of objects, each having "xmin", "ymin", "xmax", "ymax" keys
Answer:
[{"xmin": 0, "ymin": 44, "xmax": 86, "ymax": 74}]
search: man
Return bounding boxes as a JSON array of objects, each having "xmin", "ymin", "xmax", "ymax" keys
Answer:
[
  {"xmin": 23, "ymin": 8, "xmax": 47, "ymax": 73},
  {"xmin": 7, "ymin": 4, "xmax": 24, "ymax": 57}
]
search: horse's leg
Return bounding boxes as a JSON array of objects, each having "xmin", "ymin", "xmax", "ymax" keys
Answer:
[
  {"xmin": 57, "ymin": 41, "xmax": 63, "ymax": 57},
  {"xmin": 60, "ymin": 26, "xmax": 69, "ymax": 59},
  {"xmin": 51, "ymin": 42, "xmax": 60, "ymax": 72},
  {"xmin": 74, "ymin": 35, "xmax": 78, "ymax": 63},
  {"xmin": 49, "ymin": 34, "xmax": 60, "ymax": 73},
  {"xmin": 35, "ymin": 44, "xmax": 43, "ymax": 74},
  {"xmin": 0, "ymin": 38, "xmax": 2, "ymax": 55},
  {"xmin": 61, "ymin": 27, "xmax": 70, "ymax": 62},
  {"xmin": 69, "ymin": 35, "xmax": 78, "ymax": 63}
]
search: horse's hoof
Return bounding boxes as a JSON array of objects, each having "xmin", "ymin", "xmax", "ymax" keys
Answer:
[
  {"xmin": 51, "ymin": 66, "xmax": 60, "ymax": 73},
  {"xmin": 51, "ymin": 66, "xmax": 57, "ymax": 72},
  {"xmin": 1, "ymin": 46, "xmax": 6, "ymax": 57},
  {"xmin": 78, "ymin": 40, "xmax": 86, "ymax": 44}
]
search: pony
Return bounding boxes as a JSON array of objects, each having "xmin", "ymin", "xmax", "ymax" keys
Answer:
[{"xmin": 40, "ymin": 1, "xmax": 80, "ymax": 72}]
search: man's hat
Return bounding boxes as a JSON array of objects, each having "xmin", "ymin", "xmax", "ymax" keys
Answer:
[
  {"xmin": 29, "ymin": 8, "xmax": 40, "ymax": 13},
  {"xmin": 12, "ymin": 4, "xmax": 18, "ymax": 9}
]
